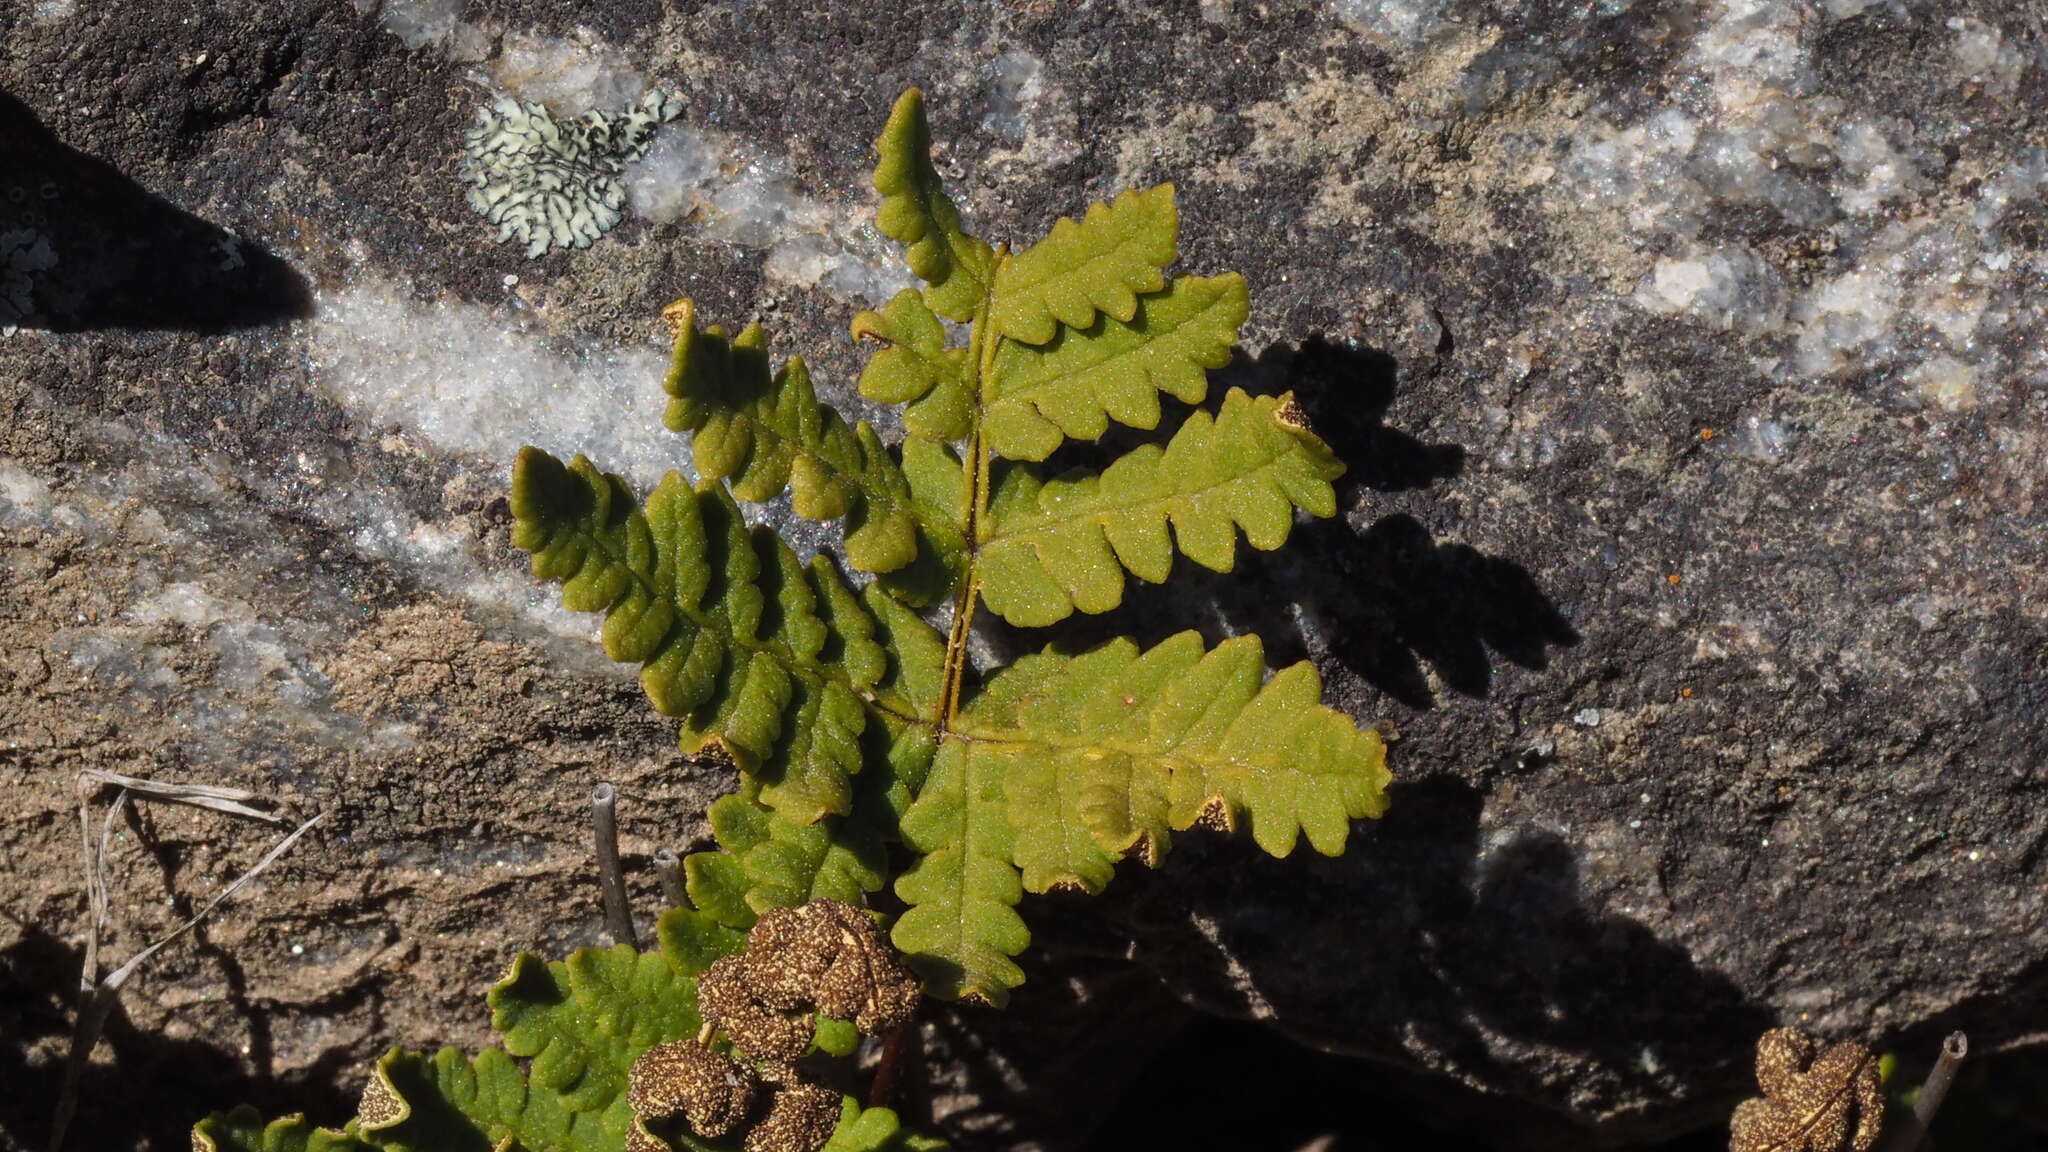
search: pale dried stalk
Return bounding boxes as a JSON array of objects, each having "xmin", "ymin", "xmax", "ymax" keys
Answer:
[
  {"xmin": 77, "ymin": 767, "xmax": 285, "ymax": 824},
  {"xmin": 1878, "ymin": 1032, "xmax": 1968, "ymax": 1152},
  {"xmin": 593, "ymin": 783, "xmax": 636, "ymax": 948},
  {"xmin": 653, "ymin": 847, "xmax": 687, "ymax": 909},
  {"xmin": 50, "ymin": 774, "xmax": 321, "ymax": 1152}
]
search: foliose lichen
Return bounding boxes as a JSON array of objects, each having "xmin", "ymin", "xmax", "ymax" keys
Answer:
[{"xmin": 457, "ymin": 89, "xmax": 683, "ymax": 258}]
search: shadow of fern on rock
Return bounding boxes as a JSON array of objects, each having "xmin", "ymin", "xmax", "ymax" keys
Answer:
[
  {"xmin": 0, "ymin": 88, "xmax": 310, "ymax": 334},
  {"xmin": 1305, "ymin": 512, "xmax": 1581, "ymax": 707},
  {"xmin": 1098, "ymin": 775, "xmax": 1772, "ymax": 1150},
  {"xmin": 1239, "ymin": 335, "xmax": 1465, "ymax": 496},
  {"xmin": 1006, "ymin": 334, "xmax": 1574, "ymax": 710}
]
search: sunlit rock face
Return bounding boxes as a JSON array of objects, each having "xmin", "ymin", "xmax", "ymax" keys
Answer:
[{"xmin": 1, "ymin": 2, "xmax": 2042, "ymax": 1150}]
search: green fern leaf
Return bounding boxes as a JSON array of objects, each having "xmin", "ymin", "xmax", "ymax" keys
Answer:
[
  {"xmin": 966, "ymin": 632, "xmax": 1391, "ymax": 860},
  {"xmin": 853, "ymin": 289, "xmax": 973, "ymax": 443},
  {"xmin": 977, "ymin": 389, "xmax": 1343, "ymax": 627},
  {"xmin": 490, "ymin": 947, "xmax": 705, "ymax": 1116},
  {"xmin": 890, "ymin": 740, "xmax": 1030, "ymax": 1006},
  {"xmin": 662, "ymin": 302, "xmax": 935, "ymax": 583},
  {"xmin": 985, "ymin": 273, "xmax": 1249, "ymax": 461},
  {"xmin": 360, "ymin": 935, "xmax": 733, "ymax": 1152},
  {"xmin": 682, "ymin": 794, "xmax": 885, "ymax": 929},
  {"xmin": 874, "ymin": 88, "xmax": 995, "ymax": 323},
  {"xmin": 504, "ymin": 88, "xmax": 1396, "ymax": 1017},
  {"xmin": 192, "ymin": 1109, "xmax": 367, "ymax": 1152},
  {"xmin": 655, "ymin": 906, "xmax": 748, "ymax": 976},
  {"xmin": 360, "ymin": 1047, "xmax": 600, "ymax": 1152},
  {"xmin": 512, "ymin": 450, "xmax": 947, "ymax": 822},
  {"xmin": 990, "ymin": 185, "xmax": 1177, "ymax": 345},
  {"xmin": 821, "ymin": 1100, "xmax": 947, "ymax": 1152},
  {"xmin": 890, "ymin": 631, "xmax": 1388, "ymax": 1003}
]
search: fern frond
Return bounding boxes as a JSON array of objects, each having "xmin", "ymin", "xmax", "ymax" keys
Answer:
[
  {"xmin": 977, "ymin": 389, "xmax": 1344, "ymax": 627},
  {"xmin": 890, "ymin": 631, "xmax": 1388, "ymax": 1004},
  {"xmin": 874, "ymin": 88, "xmax": 995, "ymax": 323},
  {"xmin": 985, "ymin": 274, "xmax": 1248, "ymax": 461},
  {"xmin": 512, "ymin": 450, "xmax": 947, "ymax": 822},
  {"xmin": 490, "ymin": 947, "xmax": 705, "ymax": 1117},
  {"xmin": 355, "ymin": 932, "xmax": 790, "ymax": 1152},
  {"xmin": 966, "ymin": 632, "xmax": 1391, "ymax": 860},
  {"xmin": 853, "ymin": 289, "xmax": 972, "ymax": 443},
  {"xmin": 662, "ymin": 301, "xmax": 940, "ymax": 586},
  {"xmin": 191, "ymin": 1109, "xmax": 367, "ymax": 1152},
  {"xmin": 889, "ymin": 740, "xmax": 1030, "ymax": 1006},
  {"xmin": 683, "ymin": 794, "xmax": 886, "ymax": 929},
  {"xmin": 502, "ymin": 88, "xmax": 1395, "ymax": 1018},
  {"xmin": 359, "ymin": 1047, "xmax": 605, "ymax": 1152},
  {"xmin": 822, "ymin": 1100, "xmax": 946, "ymax": 1152},
  {"xmin": 990, "ymin": 185, "xmax": 1178, "ymax": 345}
]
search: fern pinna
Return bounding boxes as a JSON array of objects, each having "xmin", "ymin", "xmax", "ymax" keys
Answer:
[{"xmin": 512, "ymin": 88, "xmax": 1391, "ymax": 1006}]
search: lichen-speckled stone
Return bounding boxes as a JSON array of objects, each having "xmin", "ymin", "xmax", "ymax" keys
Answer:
[{"xmin": 1, "ymin": 1, "xmax": 2042, "ymax": 1150}]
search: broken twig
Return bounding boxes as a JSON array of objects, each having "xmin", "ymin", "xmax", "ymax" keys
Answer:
[
  {"xmin": 653, "ymin": 846, "xmax": 687, "ymax": 909},
  {"xmin": 77, "ymin": 767, "xmax": 285, "ymax": 825},
  {"xmin": 1878, "ymin": 1032, "xmax": 1968, "ymax": 1152},
  {"xmin": 592, "ymin": 783, "xmax": 636, "ymax": 948}
]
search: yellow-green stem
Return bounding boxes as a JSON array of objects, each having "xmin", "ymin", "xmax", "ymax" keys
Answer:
[{"xmin": 937, "ymin": 252, "xmax": 1008, "ymax": 731}]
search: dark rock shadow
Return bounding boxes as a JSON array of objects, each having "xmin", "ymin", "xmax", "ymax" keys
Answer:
[
  {"xmin": 911, "ymin": 914, "xmax": 1196, "ymax": 1152},
  {"xmin": 989, "ymin": 336, "xmax": 1576, "ymax": 709},
  {"xmin": 0, "ymin": 88, "xmax": 310, "ymax": 333},
  {"xmin": 1243, "ymin": 334, "xmax": 1464, "ymax": 497},
  {"xmin": 1094, "ymin": 776, "xmax": 1773, "ymax": 1150},
  {"xmin": 1877, "ymin": 953, "xmax": 2048, "ymax": 1150},
  {"xmin": 0, "ymin": 923, "xmax": 359, "ymax": 1152}
]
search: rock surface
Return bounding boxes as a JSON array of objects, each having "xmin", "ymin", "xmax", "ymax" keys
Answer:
[{"xmin": 2, "ymin": 1, "xmax": 2044, "ymax": 1150}]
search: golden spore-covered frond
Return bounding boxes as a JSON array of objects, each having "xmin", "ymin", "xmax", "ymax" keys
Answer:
[
  {"xmin": 627, "ymin": 1041, "xmax": 757, "ymax": 1138},
  {"xmin": 742, "ymin": 899, "xmax": 920, "ymax": 1034}
]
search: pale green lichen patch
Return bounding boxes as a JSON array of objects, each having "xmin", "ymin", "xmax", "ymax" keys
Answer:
[{"xmin": 458, "ymin": 90, "xmax": 683, "ymax": 258}]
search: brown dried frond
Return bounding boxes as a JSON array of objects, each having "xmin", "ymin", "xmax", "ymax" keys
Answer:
[
  {"xmin": 627, "ymin": 1040, "xmax": 759, "ymax": 1138},
  {"xmin": 743, "ymin": 899, "xmax": 922, "ymax": 1034},
  {"xmin": 1729, "ymin": 1027, "xmax": 1883, "ymax": 1152},
  {"xmin": 697, "ymin": 954, "xmax": 814, "ymax": 1063},
  {"xmin": 744, "ymin": 1081, "xmax": 842, "ymax": 1152}
]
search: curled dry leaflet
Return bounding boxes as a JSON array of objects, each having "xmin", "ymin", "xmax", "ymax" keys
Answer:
[
  {"xmin": 1728, "ymin": 1027, "xmax": 1970, "ymax": 1152},
  {"xmin": 1729, "ymin": 1028, "xmax": 1885, "ymax": 1152}
]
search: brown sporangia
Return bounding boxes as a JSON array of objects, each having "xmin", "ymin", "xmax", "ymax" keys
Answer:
[
  {"xmin": 744, "ymin": 1082, "xmax": 843, "ymax": 1152},
  {"xmin": 695, "ymin": 954, "xmax": 817, "ymax": 1063},
  {"xmin": 632, "ymin": 899, "xmax": 925, "ymax": 1152},
  {"xmin": 627, "ymin": 1040, "xmax": 758, "ymax": 1139},
  {"xmin": 744, "ymin": 899, "xmax": 920, "ymax": 1034},
  {"xmin": 1729, "ymin": 1027, "xmax": 1884, "ymax": 1152},
  {"xmin": 356, "ymin": 1066, "xmax": 406, "ymax": 1130}
]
